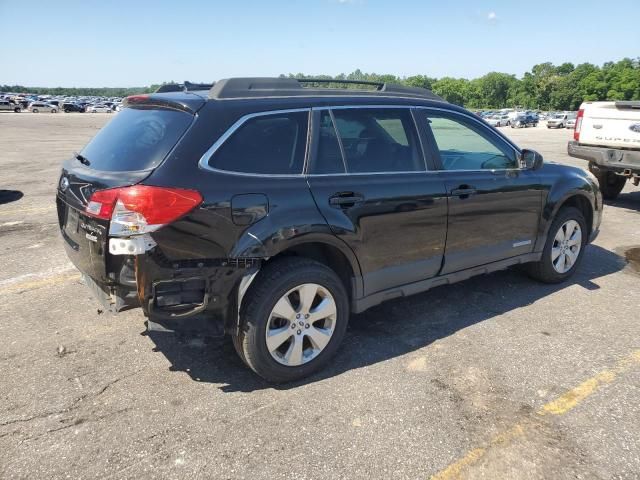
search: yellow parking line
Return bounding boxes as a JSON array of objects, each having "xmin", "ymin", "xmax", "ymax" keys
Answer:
[
  {"xmin": 0, "ymin": 272, "xmax": 80, "ymax": 294},
  {"xmin": 0, "ymin": 205, "xmax": 55, "ymax": 216},
  {"xmin": 430, "ymin": 349, "xmax": 640, "ymax": 480}
]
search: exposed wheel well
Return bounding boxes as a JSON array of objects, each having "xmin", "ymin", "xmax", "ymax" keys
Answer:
[
  {"xmin": 559, "ymin": 195, "xmax": 593, "ymax": 236},
  {"xmin": 267, "ymin": 243, "xmax": 356, "ymax": 300}
]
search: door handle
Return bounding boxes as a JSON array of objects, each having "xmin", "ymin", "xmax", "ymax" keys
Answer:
[
  {"xmin": 329, "ymin": 192, "xmax": 364, "ymax": 208},
  {"xmin": 450, "ymin": 186, "xmax": 477, "ymax": 198}
]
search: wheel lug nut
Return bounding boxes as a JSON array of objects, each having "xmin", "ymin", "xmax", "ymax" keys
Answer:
[
  {"xmin": 305, "ymin": 324, "xmax": 310, "ymax": 329},
  {"xmin": 297, "ymin": 330, "xmax": 301, "ymax": 335},
  {"xmin": 305, "ymin": 314, "xmax": 309, "ymax": 319},
  {"xmin": 296, "ymin": 314, "xmax": 300, "ymax": 319}
]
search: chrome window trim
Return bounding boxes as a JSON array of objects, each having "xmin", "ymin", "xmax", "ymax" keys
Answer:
[
  {"xmin": 197, "ymin": 104, "xmax": 526, "ymax": 178},
  {"xmin": 198, "ymin": 107, "xmax": 311, "ymax": 177}
]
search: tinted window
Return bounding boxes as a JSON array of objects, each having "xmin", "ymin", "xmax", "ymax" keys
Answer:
[
  {"xmin": 424, "ymin": 113, "xmax": 516, "ymax": 170},
  {"xmin": 329, "ymin": 108, "xmax": 424, "ymax": 173},
  {"xmin": 81, "ymin": 107, "xmax": 192, "ymax": 172},
  {"xmin": 310, "ymin": 111, "xmax": 345, "ymax": 174},
  {"xmin": 209, "ymin": 111, "xmax": 308, "ymax": 175}
]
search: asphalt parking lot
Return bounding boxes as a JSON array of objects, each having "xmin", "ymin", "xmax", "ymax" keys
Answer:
[{"xmin": 1, "ymin": 113, "xmax": 639, "ymax": 480}]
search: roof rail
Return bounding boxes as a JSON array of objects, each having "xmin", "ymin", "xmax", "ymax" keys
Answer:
[
  {"xmin": 207, "ymin": 77, "xmax": 443, "ymax": 101},
  {"xmin": 155, "ymin": 81, "xmax": 215, "ymax": 93}
]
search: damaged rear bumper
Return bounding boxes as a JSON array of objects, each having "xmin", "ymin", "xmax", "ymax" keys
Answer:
[{"xmin": 79, "ymin": 253, "xmax": 260, "ymax": 336}]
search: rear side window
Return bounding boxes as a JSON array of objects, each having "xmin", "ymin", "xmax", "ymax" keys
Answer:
[
  {"xmin": 317, "ymin": 108, "xmax": 424, "ymax": 174},
  {"xmin": 208, "ymin": 111, "xmax": 309, "ymax": 175},
  {"xmin": 81, "ymin": 107, "xmax": 192, "ymax": 172}
]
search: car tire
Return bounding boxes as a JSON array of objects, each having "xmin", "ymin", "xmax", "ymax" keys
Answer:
[
  {"xmin": 14, "ymin": 108, "xmax": 20, "ymax": 113},
  {"xmin": 51, "ymin": 109, "xmax": 57, "ymax": 113},
  {"xmin": 32, "ymin": 108, "xmax": 38, "ymax": 113},
  {"xmin": 595, "ymin": 170, "xmax": 627, "ymax": 200},
  {"xmin": 232, "ymin": 257, "xmax": 349, "ymax": 383},
  {"xmin": 526, "ymin": 206, "xmax": 587, "ymax": 284}
]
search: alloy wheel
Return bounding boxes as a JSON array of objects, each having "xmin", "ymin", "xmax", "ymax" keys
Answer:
[
  {"xmin": 265, "ymin": 283, "xmax": 337, "ymax": 366},
  {"xmin": 551, "ymin": 220, "xmax": 582, "ymax": 273}
]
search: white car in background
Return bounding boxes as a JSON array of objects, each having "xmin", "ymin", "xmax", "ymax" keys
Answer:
[
  {"xmin": 28, "ymin": 102, "xmax": 58, "ymax": 113},
  {"xmin": 565, "ymin": 113, "xmax": 577, "ymax": 129},
  {"xmin": 485, "ymin": 114, "xmax": 510, "ymax": 127},
  {"xmin": 86, "ymin": 104, "xmax": 113, "ymax": 113}
]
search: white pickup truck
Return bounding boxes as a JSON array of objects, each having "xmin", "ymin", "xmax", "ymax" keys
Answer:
[{"xmin": 568, "ymin": 101, "xmax": 640, "ymax": 199}]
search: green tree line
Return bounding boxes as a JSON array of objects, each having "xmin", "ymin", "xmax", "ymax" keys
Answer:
[
  {"xmin": 3, "ymin": 58, "xmax": 639, "ymax": 110},
  {"xmin": 288, "ymin": 58, "xmax": 640, "ymax": 110}
]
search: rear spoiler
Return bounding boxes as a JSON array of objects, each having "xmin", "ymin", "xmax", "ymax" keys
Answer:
[
  {"xmin": 123, "ymin": 94, "xmax": 205, "ymax": 114},
  {"xmin": 615, "ymin": 101, "xmax": 640, "ymax": 110},
  {"xmin": 155, "ymin": 81, "xmax": 215, "ymax": 93}
]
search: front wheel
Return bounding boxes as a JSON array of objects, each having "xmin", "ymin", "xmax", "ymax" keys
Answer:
[
  {"xmin": 32, "ymin": 108, "xmax": 38, "ymax": 113},
  {"xmin": 526, "ymin": 206, "xmax": 587, "ymax": 283},
  {"xmin": 233, "ymin": 258, "xmax": 349, "ymax": 383}
]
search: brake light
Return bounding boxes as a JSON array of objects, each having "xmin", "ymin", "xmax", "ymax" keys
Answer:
[
  {"xmin": 125, "ymin": 94, "xmax": 150, "ymax": 104},
  {"xmin": 574, "ymin": 109, "xmax": 584, "ymax": 141},
  {"xmin": 85, "ymin": 185, "xmax": 202, "ymax": 236}
]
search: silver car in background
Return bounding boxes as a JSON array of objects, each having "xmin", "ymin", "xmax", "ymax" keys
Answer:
[
  {"xmin": 547, "ymin": 113, "xmax": 567, "ymax": 128},
  {"xmin": 485, "ymin": 114, "xmax": 510, "ymax": 127}
]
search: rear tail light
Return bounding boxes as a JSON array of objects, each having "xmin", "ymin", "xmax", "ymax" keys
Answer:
[
  {"xmin": 86, "ymin": 185, "xmax": 202, "ymax": 236},
  {"xmin": 574, "ymin": 109, "xmax": 584, "ymax": 141}
]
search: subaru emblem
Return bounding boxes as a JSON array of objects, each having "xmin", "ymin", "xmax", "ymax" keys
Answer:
[
  {"xmin": 59, "ymin": 176, "xmax": 69, "ymax": 192},
  {"xmin": 630, "ymin": 123, "xmax": 640, "ymax": 133}
]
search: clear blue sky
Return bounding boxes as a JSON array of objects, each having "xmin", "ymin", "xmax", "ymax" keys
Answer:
[{"xmin": 1, "ymin": 0, "xmax": 638, "ymax": 87}]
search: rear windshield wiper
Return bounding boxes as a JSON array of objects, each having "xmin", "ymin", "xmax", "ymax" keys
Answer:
[{"xmin": 74, "ymin": 152, "xmax": 90, "ymax": 166}]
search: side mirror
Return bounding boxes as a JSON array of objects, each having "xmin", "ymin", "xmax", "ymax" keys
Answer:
[{"xmin": 520, "ymin": 149, "xmax": 544, "ymax": 170}]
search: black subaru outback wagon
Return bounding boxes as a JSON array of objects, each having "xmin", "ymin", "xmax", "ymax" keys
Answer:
[{"xmin": 57, "ymin": 78, "xmax": 602, "ymax": 382}]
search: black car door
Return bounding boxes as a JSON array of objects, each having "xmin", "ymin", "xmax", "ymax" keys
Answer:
[
  {"xmin": 417, "ymin": 108, "xmax": 543, "ymax": 275},
  {"xmin": 306, "ymin": 106, "xmax": 448, "ymax": 297}
]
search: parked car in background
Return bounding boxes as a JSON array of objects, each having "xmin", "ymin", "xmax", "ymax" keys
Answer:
[
  {"xmin": 63, "ymin": 102, "xmax": 85, "ymax": 113},
  {"xmin": 486, "ymin": 114, "xmax": 511, "ymax": 127},
  {"xmin": 86, "ymin": 104, "xmax": 113, "ymax": 113},
  {"xmin": 28, "ymin": 102, "xmax": 58, "ymax": 113},
  {"xmin": 0, "ymin": 100, "xmax": 22, "ymax": 112},
  {"xmin": 569, "ymin": 101, "xmax": 640, "ymax": 199},
  {"xmin": 56, "ymin": 77, "xmax": 602, "ymax": 382},
  {"xmin": 547, "ymin": 113, "xmax": 568, "ymax": 128},
  {"xmin": 511, "ymin": 113, "xmax": 538, "ymax": 128},
  {"xmin": 565, "ymin": 113, "xmax": 577, "ymax": 129}
]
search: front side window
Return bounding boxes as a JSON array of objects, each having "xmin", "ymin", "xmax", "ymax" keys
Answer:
[
  {"xmin": 423, "ymin": 113, "xmax": 517, "ymax": 170},
  {"xmin": 208, "ymin": 111, "xmax": 309, "ymax": 175},
  {"xmin": 315, "ymin": 108, "xmax": 424, "ymax": 174}
]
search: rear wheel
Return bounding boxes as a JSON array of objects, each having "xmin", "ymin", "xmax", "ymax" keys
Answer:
[
  {"xmin": 233, "ymin": 257, "xmax": 349, "ymax": 383},
  {"xmin": 594, "ymin": 170, "xmax": 627, "ymax": 200},
  {"xmin": 32, "ymin": 108, "xmax": 38, "ymax": 113},
  {"xmin": 526, "ymin": 206, "xmax": 587, "ymax": 283},
  {"xmin": 51, "ymin": 109, "xmax": 57, "ymax": 113}
]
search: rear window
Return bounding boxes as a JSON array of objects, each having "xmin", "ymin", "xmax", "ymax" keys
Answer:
[{"xmin": 80, "ymin": 107, "xmax": 192, "ymax": 172}]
